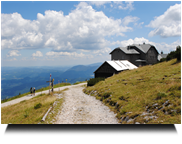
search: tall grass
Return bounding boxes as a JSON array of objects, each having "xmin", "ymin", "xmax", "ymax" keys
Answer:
[{"xmin": 1, "ymin": 93, "xmax": 57, "ymax": 124}]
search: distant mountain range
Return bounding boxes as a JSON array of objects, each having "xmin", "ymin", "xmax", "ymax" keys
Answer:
[{"xmin": 1, "ymin": 62, "xmax": 102, "ymax": 100}]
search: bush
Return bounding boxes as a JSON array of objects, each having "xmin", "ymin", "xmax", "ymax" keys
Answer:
[
  {"xmin": 166, "ymin": 46, "xmax": 181, "ymax": 62},
  {"xmin": 176, "ymin": 46, "xmax": 181, "ymax": 61},
  {"xmin": 34, "ymin": 103, "xmax": 42, "ymax": 109},
  {"xmin": 87, "ymin": 77, "xmax": 105, "ymax": 87},
  {"xmin": 102, "ymin": 92, "xmax": 112, "ymax": 99},
  {"xmin": 159, "ymin": 58, "xmax": 166, "ymax": 63},
  {"xmin": 155, "ymin": 92, "xmax": 167, "ymax": 100},
  {"xmin": 166, "ymin": 51, "xmax": 176, "ymax": 61}
]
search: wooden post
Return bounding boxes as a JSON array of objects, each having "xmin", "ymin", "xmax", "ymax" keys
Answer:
[{"xmin": 49, "ymin": 74, "xmax": 51, "ymax": 94}]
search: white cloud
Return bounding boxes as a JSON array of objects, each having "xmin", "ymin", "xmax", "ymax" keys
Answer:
[
  {"xmin": 88, "ymin": 1, "xmax": 111, "ymax": 7},
  {"xmin": 93, "ymin": 47, "xmax": 111, "ymax": 55},
  {"xmin": 111, "ymin": 37, "xmax": 181, "ymax": 53},
  {"xmin": 122, "ymin": 16, "xmax": 139, "ymax": 26},
  {"xmin": 87, "ymin": 1, "xmax": 134, "ymax": 11},
  {"xmin": 147, "ymin": 3, "xmax": 181, "ymax": 37},
  {"xmin": 32, "ymin": 51, "xmax": 43, "ymax": 57},
  {"xmin": 6, "ymin": 50, "xmax": 21, "ymax": 57},
  {"xmin": 5, "ymin": 58, "xmax": 17, "ymax": 61},
  {"xmin": 21, "ymin": 57, "xmax": 27, "ymax": 61},
  {"xmin": 1, "ymin": 2, "xmax": 134, "ymax": 53},
  {"xmin": 46, "ymin": 51, "xmax": 85, "ymax": 58},
  {"xmin": 116, "ymin": 1, "xmax": 134, "ymax": 11}
]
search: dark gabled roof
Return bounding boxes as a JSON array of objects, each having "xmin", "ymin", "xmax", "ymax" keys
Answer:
[
  {"xmin": 110, "ymin": 47, "xmax": 140, "ymax": 55},
  {"xmin": 158, "ymin": 54, "xmax": 168, "ymax": 61},
  {"xmin": 160, "ymin": 54, "xmax": 168, "ymax": 58},
  {"xmin": 110, "ymin": 43, "xmax": 159, "ymax": 55},
  {"xmin": 131, "ymin": 44, "xmax": 157, "ymax": 54}
]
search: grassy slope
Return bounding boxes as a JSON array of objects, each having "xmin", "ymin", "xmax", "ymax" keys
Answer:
[
  {"xmin": 1, "ymin": 90, "xmax": 66, "ymax": 124},
  {"xmin": 84, "ymin": 59, "xmax": 181, "ymax": 124},
  {"xmin": 1, "ymin": 93, "xmax": 57, "ymax": 124}
]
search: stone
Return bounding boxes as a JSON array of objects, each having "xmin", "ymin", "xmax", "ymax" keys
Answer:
[
  {"xmin": 171, "ymin": 109, "xmax": 177, "ymax": 113},
  {"xmin": 141, "ymin": 112, "xmax": 149, "ymax": 116},
  {"xmin": 127, "ymin": 118, "xmax": 134, "ymax": 123},
  {"xmin": 144, "ymin": 115, "xmax": 158, "ymax": 122},
  {"xmin": 135, "ymin": 122, "xmax": 140, "ymax": 124},
  {"xmin": 121, "ymin": 116, "xmax": 126, "ymax": 122},
  {"xmin": 125, "ymin": 116, "xmax": 129, "ymax": 122},
  {"xmin": 165, "ymin": 111, "xmax": 168, "ymax": 115},
  {"xmin": 152, "ymin": 103, "xmax": 159, "ymax": 107},
  {"xmin": 158, "ymin": 106, "xmax": 163, "ymax": 111},
  {"xmin": 168, "ymin": 104, "xmax": 173, "ymax": 107},
  {"xmin": 163, "ymin": 100, "xmax": 169, "ymax": 106},
  {"xmin": 115, "ymin": 102, "xmax": 119, "ymax": 108}
]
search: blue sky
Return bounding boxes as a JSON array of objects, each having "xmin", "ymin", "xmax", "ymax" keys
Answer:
[{"xmin": 1, "ymin": 1, "xmax": 181, "ymax": 67}]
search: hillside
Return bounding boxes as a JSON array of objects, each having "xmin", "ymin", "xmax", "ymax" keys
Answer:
[
  {"xmin": 1, "ymin": 63, "xmax": 101, "ymax": 100},
  {"xmin": 84, "ymin": 59, "xmax": 181, "ymax": 124}
]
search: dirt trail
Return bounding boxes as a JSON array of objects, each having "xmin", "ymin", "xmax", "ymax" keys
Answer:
[
  {"xmin": 54, "ymin": 85, "xmax": 119, "ymax": 124},
  {"xmin": 1, "ymin": 83, "xmax": 86, "ymax": 108}
]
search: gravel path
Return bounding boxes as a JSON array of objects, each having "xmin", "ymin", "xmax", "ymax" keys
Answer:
[
  {"xmin": 54, "ymin": 85, "xmax": 119, "ymax": 124},
  {"xmin": 1, "ymin": 83, "xmax": 86, "ymax": 108}
]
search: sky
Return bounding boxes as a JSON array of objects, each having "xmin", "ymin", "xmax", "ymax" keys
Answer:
[{"xmin": 1, "ymin": 1, "xmax": 181, "ymax": 67}]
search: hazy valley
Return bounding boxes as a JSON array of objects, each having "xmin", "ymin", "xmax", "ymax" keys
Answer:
[{"xmin": 1, "ymin": 63, "xmax": 101, "ymax": 100}]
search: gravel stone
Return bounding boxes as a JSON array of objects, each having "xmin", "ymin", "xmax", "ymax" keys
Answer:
[{"xmin": 54, "ymin": 86, "xmax": 119, "ymax": 124}]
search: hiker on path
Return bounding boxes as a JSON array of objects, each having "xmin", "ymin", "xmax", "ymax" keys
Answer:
[
  {"xmin": 30, "ymin": 87, "xmax": 32, "ymax": 96},
  {"xmin": 33, "ymin": 87, "xmax": 36, "ymax": 96}
]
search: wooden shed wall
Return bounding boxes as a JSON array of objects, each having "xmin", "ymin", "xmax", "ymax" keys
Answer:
[
  {"xmin": 94, "ymin": 62, "xmax": 118, "ymax": 78},
  {"xmin": 146, "ymin": 47, "xmax": 158, "ymax": 64}
]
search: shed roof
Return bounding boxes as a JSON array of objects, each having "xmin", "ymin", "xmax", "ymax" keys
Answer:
[{"xmin": 94, "ymin": 60, "xmax": 137, "ymax": 73}]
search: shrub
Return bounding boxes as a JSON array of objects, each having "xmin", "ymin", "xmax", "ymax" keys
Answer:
[
  {"xmin": 87, "ymin": 77, "xmax": 105, "ymax": 87},
  {"xmin": 34, "ymin": 103, "xmax": 42, "ymax": 109},
  {"xmin": 176, "ymin": 46, "xmax": 181, "ymax": 61},
  {"xmin": 102, "ymin": 92, "xmax": 112, "ymax": 99},
  {"xmin": 155, "ymin": 92, "xmax": 167, "ymax": 100},
  {"xmin": 166, "ymin": 51, "xmax": 176, "ymax": 61},
  {"xmin": 166, "ymin": 45, "xmax": 181, "ymax": 62},
  {"xmin": 159, "ymin": 58, "xmax": 166, "ymax": 63}
]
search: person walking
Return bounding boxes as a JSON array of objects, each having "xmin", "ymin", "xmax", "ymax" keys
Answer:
[
  {"xmin": 33, "ymin": 87, "xmax": 36, "ymax": 96},
  {"xmin": 30, "ymin": 87, "xmax": 32, "ymax": 96}
]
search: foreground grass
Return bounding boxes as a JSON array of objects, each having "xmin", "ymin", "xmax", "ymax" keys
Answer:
[
  {"xmin": 84, "ymin": 59, "xmax": 181, "ymax": 124},
  {"xmin": 1, "ymin": 83, "xmax": 71, "ymax": 103},
  {"xmin": 1, "ymin": 93, "xmax": 58, "ymax": 124},
  {"xmin": 40, "ymin": 89, "xmax": 68, "ymax": 124}
]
